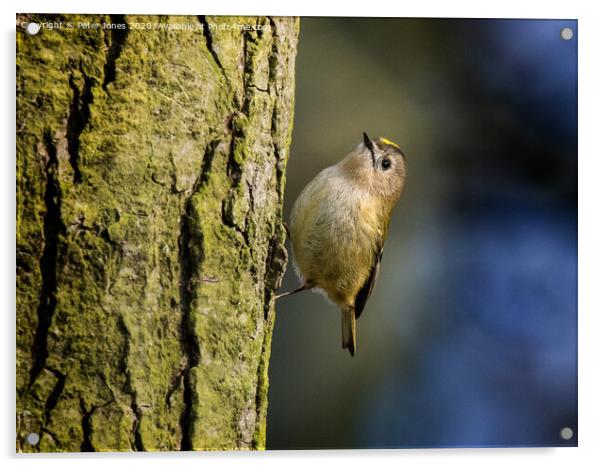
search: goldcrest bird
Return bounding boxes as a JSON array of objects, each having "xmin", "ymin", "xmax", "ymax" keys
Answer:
[{"xmin": 277, "ymin": 133, "xmax": 406, "ymax": 356}]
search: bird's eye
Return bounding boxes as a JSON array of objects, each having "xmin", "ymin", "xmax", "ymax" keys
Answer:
[{"xmin": 381, "ymin": 158, "xmax": 391, "ymax": 170}]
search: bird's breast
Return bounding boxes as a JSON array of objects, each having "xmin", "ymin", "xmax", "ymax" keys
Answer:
[{"xmin": 290, "ymin": 173, "xmax": 382, "ymax": 306}]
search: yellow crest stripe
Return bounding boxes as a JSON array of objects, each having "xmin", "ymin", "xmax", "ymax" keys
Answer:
[{"xmin": 379, "ymin": 137, "xmax": 401, "ymax": 150}]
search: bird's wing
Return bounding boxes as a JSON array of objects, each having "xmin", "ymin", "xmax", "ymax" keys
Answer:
[{"xmin": 353, "ymin": 241, "xmax": 384, "ymax": 320}]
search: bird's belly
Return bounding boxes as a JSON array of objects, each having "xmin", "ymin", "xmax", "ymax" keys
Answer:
[{"xmin": 293, "ymin": 214, "xmax": 375, "ymax": 307}]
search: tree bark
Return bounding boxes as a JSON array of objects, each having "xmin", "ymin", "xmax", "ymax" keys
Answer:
[{"xmin": 16, "ymin": 14, "xmax": 298, "ymax": 452}]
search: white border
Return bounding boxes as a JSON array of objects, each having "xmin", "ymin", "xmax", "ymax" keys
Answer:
[{"xmin": 3, "ymin": 1, "xmax": 600, "ymax": 466}]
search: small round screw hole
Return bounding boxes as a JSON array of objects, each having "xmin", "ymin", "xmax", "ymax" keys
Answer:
[
  {"xmin": 560, "ymin": 427, "xmax": 574, "ymax": 440},
  {"xmin": 25, "ymin": 23, "xmax": 41, "ymax": 36},
  {"xmin": 26, "ymin": 432, "xmax": 40, "ymax": 446},
  {"xmin": 560, "ymin": 27, "xmax": 574, "ymax": 40}
]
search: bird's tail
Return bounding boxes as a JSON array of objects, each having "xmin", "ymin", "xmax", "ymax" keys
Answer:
[{"xmin": 341, "ymin": 308, "xmax": 357, "ymax": 357}]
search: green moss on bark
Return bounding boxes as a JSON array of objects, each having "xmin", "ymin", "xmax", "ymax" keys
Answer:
[{"xmin": 16, "ymin": 14, "xmax": 298, "ymax": 452}]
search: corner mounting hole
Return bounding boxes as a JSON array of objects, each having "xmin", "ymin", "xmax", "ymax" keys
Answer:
[
  {"xmin": 26, "ymin": 432, "xmax": 40, "ymax": 445},
  {"xmin": 25, "ymin": 22, "xmax": 40, "ymax": 36},
  {"xmin": 560, "ymin": 27, "xmax": 574, "ymax": 40},
  {"xmin": 560, "ymin": 426, "xmax": 574, "ymax": 440}
]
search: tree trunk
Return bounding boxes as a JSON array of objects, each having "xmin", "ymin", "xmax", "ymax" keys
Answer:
[{"xmin": 16, "ymin": 14, "xmax": 298, "ymax": 452}]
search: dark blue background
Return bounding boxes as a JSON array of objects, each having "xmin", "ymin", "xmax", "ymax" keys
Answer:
[{"xmin": 268, "ymin": 18, "xmax": 577, "ymax": 449}]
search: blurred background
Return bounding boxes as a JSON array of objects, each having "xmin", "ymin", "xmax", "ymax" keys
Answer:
[{"xmin": 267, "ymin": 18, "xmax": 577, "ymax": 449}]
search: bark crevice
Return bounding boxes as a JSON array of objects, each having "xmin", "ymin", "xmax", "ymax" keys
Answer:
[
  {"xmin": 79, "ymin": 398, "xmax": 95, "ymax": 452},
  {"xmin": 44, "ymin": 368, "xmax": 66, "ymax": 423},
  {"xmin": 79, "ymin": 398, "xmax": 113, "ymax": 452},
  {"xmin": 178, "ymin": 204, "xmax": 200, "ymax": 451},
  {"xmin": 66, "ymin": 70, "xmax": 94, "ymax": 184},
  {"xmin": 268, "ymin": 17, "xmax": 286, "ymax": 203},
  {"xmin": 198, "ymin": 16, "xmax": 228, "ymax": 82},
  {"xmin": 262, "ymin": 233, "xmax": 286, "ymax": 320},
  {"xmin": 102, "ymin": 14, "xmax": 129, "ymax": 92},
  {"xmin": 29, "ymin": 132, "xmax": 65, "ymax": 387},
  {"xmin": 177, "ymin": 141, "xmax": 219, "ymax": 450},
  {"xmin": 116, "ymin": 314, "xmax": 145, "ymax": 451}
]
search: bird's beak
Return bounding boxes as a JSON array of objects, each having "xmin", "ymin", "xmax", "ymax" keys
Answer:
[{"xmin": 363, "ymin": 132, "xmax": 376, "ymax": 168}]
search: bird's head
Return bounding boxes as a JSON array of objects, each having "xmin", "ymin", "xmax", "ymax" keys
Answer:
[{"xmin": 339, "ymin": 132, "xmax": 407, "ymax": 205}]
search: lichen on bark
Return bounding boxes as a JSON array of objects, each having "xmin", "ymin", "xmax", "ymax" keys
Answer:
[{"xmin": 16, "ymin": 14, "xmax": 299, "ymax": 452}]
